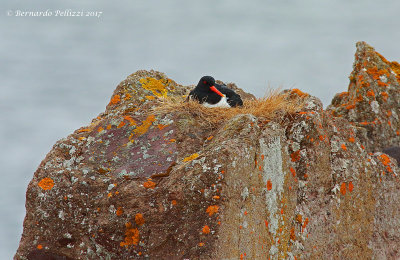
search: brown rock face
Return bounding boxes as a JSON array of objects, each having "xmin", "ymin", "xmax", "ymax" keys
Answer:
[{"xmin": 16, "ymin": 43, "xmax": 400, "ymax": 259}]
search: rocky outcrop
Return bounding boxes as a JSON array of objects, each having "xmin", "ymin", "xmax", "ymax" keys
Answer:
[
  {"xmin": 327, "ymin": 41, "xmax": 400, "ymax": 152},
  {"xmin": 16, "ymin": 43, "xmax": 400, "ymax": 260}
]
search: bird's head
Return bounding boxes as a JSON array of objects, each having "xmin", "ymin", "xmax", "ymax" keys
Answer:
[{"xmin": 198, "ymin": 76, "xmax": 224, "ymax": 97}]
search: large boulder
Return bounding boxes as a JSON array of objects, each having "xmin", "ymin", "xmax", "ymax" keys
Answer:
[{"xmin": 15, "ymin": 43, "xmax": 400, "ymax": 259}]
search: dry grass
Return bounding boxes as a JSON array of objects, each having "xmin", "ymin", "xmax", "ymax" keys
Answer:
[{"xmin": 152, "ymin": 89, "xmax": 307, "ymax": 127}]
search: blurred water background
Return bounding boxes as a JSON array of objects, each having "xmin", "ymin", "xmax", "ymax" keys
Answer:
[{"xmin": 1, "ymin": 0, "xmax": 400, "ymax": 258}]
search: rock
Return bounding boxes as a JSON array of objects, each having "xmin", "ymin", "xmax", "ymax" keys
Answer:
[
  {"xmin": 15, "ymin": 44, "xmax": 400, "ymax": 259},
  {"xmin": 327, "ymin": 41, "xmax": 400, "ymax": 152}
]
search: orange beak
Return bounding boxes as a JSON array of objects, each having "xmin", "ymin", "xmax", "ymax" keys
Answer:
[{"xmin": 210, "ymin": 86, "xmax": 224, "ymax": 97}]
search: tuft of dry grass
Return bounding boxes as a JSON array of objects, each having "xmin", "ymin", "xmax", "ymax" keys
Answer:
[{"xmin": 152, "ymin": 89, "xmax": 306, "ymax": 126}]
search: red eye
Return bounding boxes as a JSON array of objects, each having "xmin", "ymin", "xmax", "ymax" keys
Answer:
[{"xmin": 203, "ymin": 81, "xmax": 207, "ymax": 84}]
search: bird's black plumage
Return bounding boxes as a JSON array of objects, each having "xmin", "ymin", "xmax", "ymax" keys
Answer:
[{"xmin": 188, "ymin": 76, "xmax": 243, "ymax": 107}]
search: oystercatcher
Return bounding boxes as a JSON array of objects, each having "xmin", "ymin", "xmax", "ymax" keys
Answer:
[{"xmin": 188, "ymin": 76, "xmax": 243, "ymax": 107}]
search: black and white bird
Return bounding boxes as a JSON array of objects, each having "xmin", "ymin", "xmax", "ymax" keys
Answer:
[{"xmin": 188, "ymin": 76, "xmax": 243, "ymax": 108}]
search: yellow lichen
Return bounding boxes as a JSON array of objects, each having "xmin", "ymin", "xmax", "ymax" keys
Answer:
[
  {"xmin": 183, "ymin": 153, "xmax": 199, "ymax": 162},
  {"xmin": 139, "ymin": 77, "xmax": 168, "ymax": 97},
  {"xmin": 133, "ymin": 115, "xmax": 156, "ymax": 136}
]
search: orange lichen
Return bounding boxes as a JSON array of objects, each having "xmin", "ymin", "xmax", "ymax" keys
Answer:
[
  {"xmin": 124, "ymin": 93, "xmax": 131, "ymax": 101},
  {"xmin": 106, "ymin": 124, "xmax": 112, "ymax": 130},
  {"xmin": 145, "ymin": 95, "xmax": 156, "ymax": 100},
  {"xmin": 341, "ymin": 144, "xmax": 347, "ymax": 151},
  {"xmin": 143, "ymin": 180, "xmax": 156, "ymax": 189},
  {"xmin": 171, "ymin": 200, "xmax": 177, "ymax": 206},
  {"xmin": 202, "ymin": 225, "xmax": 210, "ymax": 234},
  {"xmin": 120, "ymin": 222, "xmax": 139, "ymax": 247},
  {"xmin": 346, "ymin": 104, "xmax": 355, "ymax": 110},
  {"xmin": 348, "ymin": 137, "xmax": 355, "ymax": 143},
  {"xmin": 198, "ymin": 242, "xmax": 205, "ymax": 247},
  {"xmin": 97, "ymin": 127, "xmax": 104, "ymax": 133},
  {"xmin": 302, "ymin": 218, "xmax": 309, "ymax": 230},
  {"xmin": 77, "ymin": 128, "xmax": 91, "ymax": 133},
  {"xmin": 290, "ymin": 227, "xmax": 296, "ymax": 240},
  {"xmin": 124, "ymin": 116, "xmax": 137, "ymax": 126},
  {"xmin": 381, "ymin": 92, "xmax": 389, "ymax": 102},
  {"xmin": 109, "ymin": 94, "xmax": 121, "ymax": 105},
  {"xmin": 37, "ymin": 244, "xmax": 43, "ymax": 250},
  {"xmin": 366, "ymin": 67, "xmax": 389, "ymax": 80},
  {"xmin": 379, "ymin": 154, "xmax": 391, "ymax": 166},
  {"xmin": 367, "ymin": 90, "xmax": 375, "ymax": 97},
  {"xmin": 117, "ymin": 121, "xmax": 126, "ymax": 128},
  {"xmin": 213, "ymin": 195, "xmax": 220, "ymax": 200},
  {"xmin": 206, "ymin": 205, "xmax": 219, "ymax": 216},
  {"xmin": 348, "ymin": 181, "xmax": 354, "ymax": 192},
  {"xmin": 266, "ymin": 180, "xmax": 272, "ymax": 191},
  {"xmin": 296, "ymin": 214, "xmax": 302, "ymax": 224},
  {"xmin": 264, "ymin": 220, "xmax": 269, "ymax": 229},
  {"xmin": 133, "ymin": 115, "xmax": 156, "ymax": 136},
  {"xmin": 116, "ymin": 207, "xmax": 124, "ymax": 216},
  {"xmin": 378, "ymin": 81, "xmax": 388, "ymax": 87},
  {"xmin": 291, "ymin": 151, "xmax": 301, "ymax": 162},
  {"xmin": 290, "ymin": 167, "xmax": 296, "ymax": 177},
  {"xmin": 135, "ymin": 213, "xmax": 145, "ymax": 226},
  {"xmin": 207, "ymin": 135, "xmax": 214, "ymax": 141},
  {"xmin": 139, "ymin": 77, "xmax": 168, "ymax": 97},
  {"xmin": 157, "ymin": 124, "xmax": 168, "ymax": 130},
  {"xmin": 291, "ymin": 88, "xmax": 309, "ymax": 97},
  {"xmin": 38, "ymin": 177, "xmax": 54, "ymax": 190},
  {"xmin": 183, "ymin": 153, "xmax": 199, "ymax": 162},
  {"xmin": 340, "ymin": 183, "xmax": 346, "ymax": 195}
]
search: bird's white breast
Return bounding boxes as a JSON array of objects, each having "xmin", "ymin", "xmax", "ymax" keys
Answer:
[{"xmin": 203, "ymin": 96, "xmax": 230, "ymax": 108}]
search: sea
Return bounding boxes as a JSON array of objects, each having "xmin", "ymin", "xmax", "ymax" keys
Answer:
[{"xmin": 1, "ymin": 0, "xmax": 400, "ymax": 258}]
